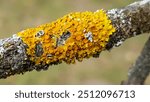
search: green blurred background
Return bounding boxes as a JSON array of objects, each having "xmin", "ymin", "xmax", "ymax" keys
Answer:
[{"xmin": 0, "ymin": 0, "xmax": 149, "ymax": 84}]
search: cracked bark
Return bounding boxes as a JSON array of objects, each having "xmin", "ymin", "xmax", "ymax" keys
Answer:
[{"xmin": 0, "ymin": 0, "xmax": 150, "ymax": 81}]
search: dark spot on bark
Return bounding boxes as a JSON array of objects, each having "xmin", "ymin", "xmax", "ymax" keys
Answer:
[
  {"xmin": 56, "ymin": 31, "xmax": 71, "ymax": 47},
  {"xmin": 35, "ymin": 42, "xmax": 43, "ymax": 57}
]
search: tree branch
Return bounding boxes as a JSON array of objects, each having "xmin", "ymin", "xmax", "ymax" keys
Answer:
[
  {"xmin": 0, "ymin": 0, "xmax": 150, "ymax": 79},
  {"xmin": 106, "ymin": 0, "xmax": 150, "ymax": 49},
  {"xmin": 122, "ymin": 36, "xmax": 150, "ymax": 85}
]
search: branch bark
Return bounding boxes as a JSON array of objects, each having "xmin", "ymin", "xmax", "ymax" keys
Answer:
[
  {"xmin": 122, "ymin": 36, "xmax": 150, "ymax": 85},
  {"xmin": 106, "ymin": 0, "xmax": 150, "ymax": 49},
  {"xmin": 0, "ymin": 0, "xmax": 150, "ymax": 79}
]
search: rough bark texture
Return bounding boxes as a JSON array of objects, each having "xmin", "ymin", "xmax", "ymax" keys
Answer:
[
  {"xmin": 106, "ymin": 0, "xmax": 150, "ymax": 49},
  {"xmin": 0, "ymin": 35, "xmax": 49, "ymax": 78},
  {"xmin": 122, "ymin": 36, "xmax": 150, "ymax": 85},
  {"xmin": 0, "ymin": 0, "xmax": 150, "ymax": 80}
]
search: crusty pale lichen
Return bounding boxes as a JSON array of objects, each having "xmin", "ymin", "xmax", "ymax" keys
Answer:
[{"xmin": 17, "ymin": 9, "xmax": 116, "ymax": 65}]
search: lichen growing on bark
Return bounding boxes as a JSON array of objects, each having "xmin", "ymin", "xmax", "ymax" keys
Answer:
[{"xmin": 17, "ymin": 9, "xmax": 115, "ymax": 65}]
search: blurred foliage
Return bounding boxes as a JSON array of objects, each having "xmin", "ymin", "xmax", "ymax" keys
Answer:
[{"xmin": 0, "ymin": 0, "xmax": 149, "ymax": 84}]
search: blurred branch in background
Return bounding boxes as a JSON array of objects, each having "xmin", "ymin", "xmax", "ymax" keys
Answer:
[
  {"xmin": 0, "ymin": 0, "xmax": 150, "ymax": 84},
  {"xmin": 122, "ymin": 36, "xmax": 150, "ymax": 85}
]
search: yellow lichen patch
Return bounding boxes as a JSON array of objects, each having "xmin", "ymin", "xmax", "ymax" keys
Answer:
[{"xmin": 17, "ymin": 9, "xmax": 116, "ymax": 65}]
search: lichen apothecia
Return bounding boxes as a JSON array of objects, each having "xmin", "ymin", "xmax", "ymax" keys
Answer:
[{"xmin": 17, "ymin": 9, "xmax": 116, "ymax": 65}]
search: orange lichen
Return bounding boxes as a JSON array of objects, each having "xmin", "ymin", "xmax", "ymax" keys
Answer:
[{"xmin": 17, "ymin": 9, "xmax": 116, "ymax": 65}]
